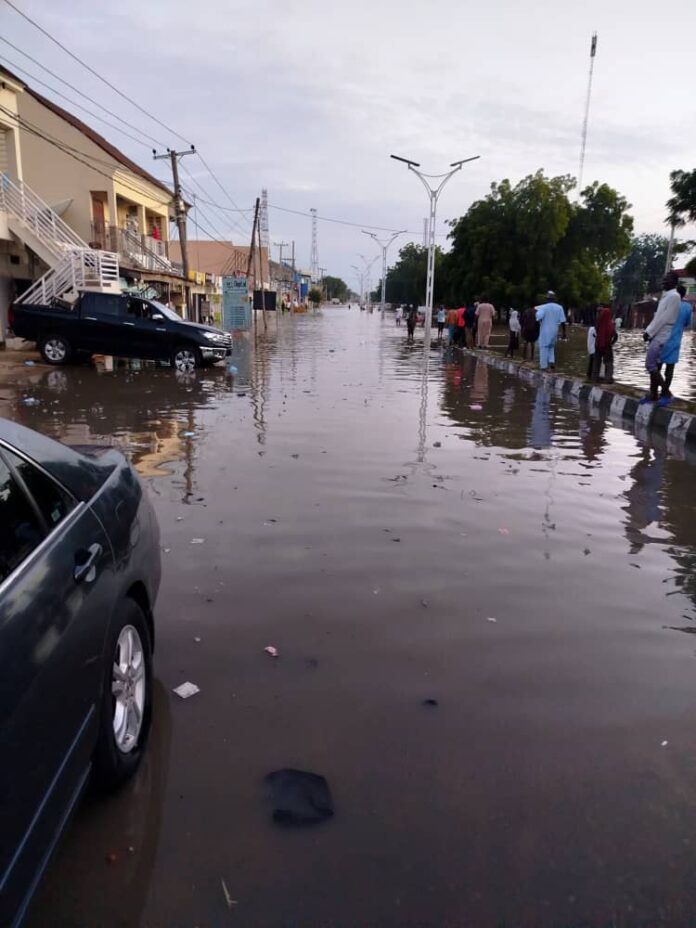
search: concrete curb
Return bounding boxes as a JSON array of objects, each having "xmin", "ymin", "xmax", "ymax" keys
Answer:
[{"xmin": 460, "ymin": 348, "xmax": 696, "ymax": 454}]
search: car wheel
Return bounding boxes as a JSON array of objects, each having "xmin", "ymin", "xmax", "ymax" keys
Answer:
[
  {"xmin": 40, "ymin": 334, "xmax": 72, "ymax": 365},
  {"xmin": 171, "ymin": 346, "xmax": 200, "ymax": 373},
  {"xmin": 92, "ymin": 598, "xmax": 153, "ymax": 792}
]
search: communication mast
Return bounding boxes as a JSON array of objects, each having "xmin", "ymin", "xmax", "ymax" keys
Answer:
[
  {"xmin": 259, "ymin": 188, "xmax": 270, "ymax": 250},
  {"xmin": 578, "ymin": 32, "xmax": 598, "ymax": 194},
  {"xmin": 310, "ymin": 208, "xmax": 319, "ymax": 282}
]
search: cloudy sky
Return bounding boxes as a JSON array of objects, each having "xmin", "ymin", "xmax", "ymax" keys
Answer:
[{"xmin": 2, "ymin": 0, "xmax": 695, "ymax": 285}]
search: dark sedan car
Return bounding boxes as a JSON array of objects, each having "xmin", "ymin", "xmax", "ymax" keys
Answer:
[{"xmin": 0, "ymin": 418, "xmax": 161, "ymax": 927}]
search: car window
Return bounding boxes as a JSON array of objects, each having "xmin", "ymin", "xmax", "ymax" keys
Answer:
[
  {"xmin": 82, "ymin": 292, "xmax": 124, "ymax": 317},
  {"xmin": 0, "ymin": 455, "xmax": 45, "ymax": 584},
  {"xmin": 4, "ymin": 450, "xmax": 76, "ymax": 528},
  {"xmin": 126, "ymin": 298, "xmax": 153, "ymax": 320}
]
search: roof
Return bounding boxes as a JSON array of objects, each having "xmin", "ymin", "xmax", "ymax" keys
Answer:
[
  {"xmin": 0, "ymin": 64, "xmax": 173, "ymax": 200},
  {"xmin": 169, "ymin": 240, "xmax": 270, "ymax": 276}
]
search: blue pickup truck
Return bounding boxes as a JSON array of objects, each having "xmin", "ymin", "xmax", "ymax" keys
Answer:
[{"xmin": 10, "ymin": 291, "xmax": 232, "ymax": 372}]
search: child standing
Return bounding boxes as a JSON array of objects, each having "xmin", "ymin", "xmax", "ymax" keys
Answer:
[{"xmin": 506, "ymin": 309, "xmax": 521, "ymax": 358}]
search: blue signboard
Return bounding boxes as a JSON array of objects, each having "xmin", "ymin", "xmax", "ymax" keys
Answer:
[{"xmin": 222, "ymin": 276, "xmax": 250, "ymax": 330}]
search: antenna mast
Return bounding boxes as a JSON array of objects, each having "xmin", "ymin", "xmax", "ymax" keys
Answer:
[
  {"xmin": 578, "ymin": 31, "xmax": 598, "ymax": 194},
  {"xmin": 310, "ymin": 208, "xmax": 319, "ymax": 282}
]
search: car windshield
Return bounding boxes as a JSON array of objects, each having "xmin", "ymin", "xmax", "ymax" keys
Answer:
[{"xmin": 149, "ymin": 301, "xmax": 182, "ymax": 322}]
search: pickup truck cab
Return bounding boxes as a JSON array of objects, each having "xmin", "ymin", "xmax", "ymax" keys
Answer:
[{"xmin": 11, "ymin": 292, "xmax": 232, "ymax": 372}]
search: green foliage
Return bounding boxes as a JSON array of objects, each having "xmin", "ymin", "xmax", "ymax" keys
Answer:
[
  {"xmin": 322, "ymin": 275, "xmax": 349, "ymax": 301},
  {"xmin": 307, "ymin": 286, "xmax": 323, "ymax": 306},
  {"xmin": 441, "ymin": 171, "xmax": 633, "ymax": 309},
  {"xmin": 383, "ymin": 243, "xmax": 446, "ymax": 306},
  {"xmin": 612, "ymin": 234, "xmax": 670, "ymax": 305},
  {"xmin": 667, "ymin": 169, "xmax": 696, "ymax": 226}
]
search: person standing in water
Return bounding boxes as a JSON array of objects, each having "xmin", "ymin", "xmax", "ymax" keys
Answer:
[
  {"xmin": 475, "ymin": 298, "xmax": 496, "ymax": 348},
  {"xmin": 642, "ymin": 271, "xmax": 681, "ymax": 405},
  {"xmin": 406, "ymin": 305, "xmax": 417, "ymax": 342},
  {"xmin": 506, "ymin": 309, "xmax": 521, "ymax": 358},
  {"xmin": 535, "ymin": 290, "xmax": 566, "ymax": 370},
  {"xmin": 521, "ymin": 306, "xmax": 539, "ymax": 360},
  {"xmin": 593, "ymin": 305, "xmax": 617, "ymax": 383},
  {"xmin": 446, "ymin": 306, "xmax": 458, "ymax": 346},
  {"xmin": 436, "ymin": 305, "xmax": 446, "ymax": 340},
  {"xmin": 656, "ymin": 284, "xmax": 692, "ymax": 403}
]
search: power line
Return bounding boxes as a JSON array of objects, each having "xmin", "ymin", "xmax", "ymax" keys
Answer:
[
  {"xmin": 0, "ymin": 52, "xmax": 155, "ymax": 150},
  {"xmin": 179, "ymin": 162, "xmax": 248, "ymax": 237},
  {"xmin": 0, "ymin": 103, "xmax": 173, "ymax": 207},
  {"xmin": 195, "ymin": 151, "xmax": 252, "ymax": 229},
  {"xmin": 2, "ymin": 0, "xmax": 192, "ymax": 146},
  {"xmin": 0, "ymin": 37, "xmax": 168, "ymax": 148},
  {"xmin": 267, "ymin": 203, "xmax": 404, "ymax": 233}
]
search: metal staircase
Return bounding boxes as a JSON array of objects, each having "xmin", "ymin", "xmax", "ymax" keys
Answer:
[{"xmin": 0, "ymin": 172, "xmax": 120, "ymax": 305}]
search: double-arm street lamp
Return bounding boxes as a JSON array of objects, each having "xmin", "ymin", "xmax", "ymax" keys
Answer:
[
  {"xmin": 358, "ymin": 253, "xmax": 379, "ymax": 312},
  {"xmin": 361, "ymin": 229, "xmax": 407, "ymax": 315},
  {"xmin": 351, "ymin": 264, "xmax": 366, "ymax": 305},
  {"xmin": 390, "ymin": 154, "xmax": 480, "ymax": 348}
]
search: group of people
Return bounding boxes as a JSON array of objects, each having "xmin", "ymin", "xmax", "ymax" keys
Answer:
[{"xmin": 394, "ymin": 280, "xmax": 693, "ymax": 403}]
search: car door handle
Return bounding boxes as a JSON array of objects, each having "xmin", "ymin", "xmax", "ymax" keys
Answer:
[
  {"xmin": 123, "ymin": 322, "xmax": 135, "ymax": 326},
  {"xmin": 156, "ymin": 327, "xmax": 167, "ymax": 332},
  {"xmin": 74, "ymin": 543, "xmax": 102, "ymax": 584},
  {"xmin": 84, "ymin": 316, "xmax": 97, "ymax": 321}
]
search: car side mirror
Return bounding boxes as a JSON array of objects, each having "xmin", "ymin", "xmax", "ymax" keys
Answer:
[{"xmin": 151, "ymin": 313, "xmax": 164, "ymax": 321}]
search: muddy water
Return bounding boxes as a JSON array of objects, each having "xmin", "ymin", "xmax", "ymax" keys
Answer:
[{"xmin": 7, "ymin": 309, "xmax": 696, "ymax": 928}]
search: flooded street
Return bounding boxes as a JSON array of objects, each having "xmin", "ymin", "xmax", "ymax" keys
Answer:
[{"xmin": 7, "ymin": 308, "xmax": 696, "ymax": 927}]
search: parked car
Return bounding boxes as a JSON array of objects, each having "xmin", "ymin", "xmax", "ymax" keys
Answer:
[
  {"xmin": 0, "ymin": 418, "xmax": 161, "ymax": 927},
  {"xmin": 10, "ymin": 292, "xmax": 233, "ymax": 371}
]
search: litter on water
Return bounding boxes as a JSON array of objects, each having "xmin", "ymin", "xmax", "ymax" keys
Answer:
[{"xmin": 172, "ymin": 681, "xmax": 200, "ymax": 699}]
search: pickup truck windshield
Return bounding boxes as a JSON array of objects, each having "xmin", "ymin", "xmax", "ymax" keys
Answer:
[{"xmin": 149, "ymin": 301, "xmax": 183, "ymax": 322}]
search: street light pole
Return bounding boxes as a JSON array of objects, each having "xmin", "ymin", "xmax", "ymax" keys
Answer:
[
  {"xmin": 362, "ymin": 229, "xmax": 406, "ymax": 314},
  {"xmin": 390, "ymin": 154, "xmax": 479, "ymax": 348},
  {"xmin": 358, "ymin": 253, "xmax": 379, "ymax": 312},
  {"xmin": 351, "ymin": 264, "xmax": 365, "ymax": 306}
]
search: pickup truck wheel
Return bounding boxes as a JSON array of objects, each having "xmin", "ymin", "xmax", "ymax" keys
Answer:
[
  {"xmin": 40, "ymin": 335, "xmax": 71, "ymax": 365},
  {"xmin": 172, "ymin": 346, "xmax": 200, "ymax": 373}
]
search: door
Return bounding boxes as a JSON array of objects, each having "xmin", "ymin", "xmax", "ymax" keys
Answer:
[
  {"xmin": 91, "ymin": 196, "xmax": 106, "ymax": 249},
  {"xmin": 78, "ymin": 292, "xmax": 130, "ymax": 357},
  {"xmin": 0, "ymin": 447, "xmax": 114, "ymax": 925},
  {"xmin": 124, "ymin": 298, "xmax": 172, "ymax": 361}
]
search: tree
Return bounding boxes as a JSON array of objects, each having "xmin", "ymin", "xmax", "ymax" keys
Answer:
[
  {"xmin": 322, "ymin": 275, "xmax": 349, "ymax": 301},
  {"xmin": 443, "ymin": 171, "xmax": 633, "ymax": 310},
  {"xmin": 612, "ymin": 234, "xmax": 670, "ymax": 305},
  {"xmin": 307, "ymin": 286, "xmax": 323, "ymax": 307},
  {"xmin": 667, "ymin": 169, "xmax": 696, "ymax": 226},
  {"xmin": 382, "ymin": 243, "xmax": 446, "ymax": 306}
]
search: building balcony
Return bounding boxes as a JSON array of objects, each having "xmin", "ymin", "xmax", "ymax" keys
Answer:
[{"xmin": 91, "ymin": 223, "xmax": 183, "ymax": 276}]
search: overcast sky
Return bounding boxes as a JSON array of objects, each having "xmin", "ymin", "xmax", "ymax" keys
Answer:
[{"xmin": 2, "ymin": 0, "xmax": 695, "ymax": 286}]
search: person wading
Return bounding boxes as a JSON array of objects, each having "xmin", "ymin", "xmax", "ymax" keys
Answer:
[
  {"xmin": 446, "ymin": 306, "xmax": 458, "ymax": 345},
  {"xmin": 406, "ymin": 305, "xmax": 417, "ymax": 343},
  {"xmin": 593, "ymin": 305, "xmax": 617, "ymax": 383},
  {"xmin": 657, "ymin": 284, "xmax": 692, "ymax": 403},
  {"xmin": 506, "ymin": 309, "xmax": 521, "ymax": 358},
  {"xmin": 456, "ymin": 304, "xmax": 467, "ymax": 347},
  {"xmin": 475, "ymin": 298, "xmax": 496, "ymax": 348},
  {"xmin": 535, "ymin": 290, "xmax": 566, "ymax": 370},
  {"xmin": 521, "ymin": 306, "xmax": 539, "ymax": 360},
  {"xmin": 642, "ymin": 271, "xmax": 681, "ymax": 405},
  {"xmin": 437, "ymin": 305, "xmax": 446, "ymax": 340}
]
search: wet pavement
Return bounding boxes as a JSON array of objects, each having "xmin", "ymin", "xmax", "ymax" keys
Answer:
[{"xmin": 5, "ymin": 308, "xmax": 696, "ymax": 927}]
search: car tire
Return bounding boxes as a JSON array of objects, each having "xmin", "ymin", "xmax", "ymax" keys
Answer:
[
  {"xmin": 39, "ymin": 334, "xmax": 72, "ymax": 365},
  {"xmin": 171, "ymin": 345, "xmax": 201, "ymax": 373},
  {"xmin": 92, "ymin": 598, "xmax": 153, "ymax": 792}
]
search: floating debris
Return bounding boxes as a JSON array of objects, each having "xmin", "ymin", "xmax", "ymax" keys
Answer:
[
  {"xmin": 191, "ymin": 538, "xmax": 205, "ymax": 544},
  {"xmin": 264, "ymin": 646, "xmax": 279, "ymax": 658},
  {"xmin": 172, "ymin": 681, "xmax": 200, "ymax": 699},
  {"xmin": 265, "ymin": 768, "xmax": 334, "ymax": 825}
]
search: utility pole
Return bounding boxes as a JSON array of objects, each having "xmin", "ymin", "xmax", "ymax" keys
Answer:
[
  {"xmin": 274, "ymin": 240, "xmax": 289, "ymax": 300},
  {"xmin": 247, "ymin": 197, "xmax": 260, "ymax": 333},
  {"xmin": 257, "ymin": 210, "xmax": 268, "ymax": 331},
  {"xmin": 309, "ymin": 208, "xmax": 319, "ymax": 282},
  {"xmin": 290, "ymin": 240, "xmax": 296, "ymax": 303},
  {"xmin": 391, "ymin": 154, "xmax": 480, "ymax": 349},
  {"xmin": 318, "ymin": 266, "xmax": 327, "ymax": 301},
  {"xmin": 153, "ymin": 145, "xmax": 196, "ymax": 317},
  {"xmin": 362, "ymin": 229, "xmax": 406, "ymax": 314}
]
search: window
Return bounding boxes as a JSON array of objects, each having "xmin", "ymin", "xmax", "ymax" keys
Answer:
[
  {"xmin": 0, "ymin": 456, "xmax": 44, "ymax": 584},
  {"xmin": 5, "ymin": 450, "xmax": 75, "ymax": 528},
  {"xmin": 126, "ymin": 298, "xmax": 153, "ymax": 320},
  {"xmin": 81, "ymin": 292, "xmax": 124, "ymax": 317}
]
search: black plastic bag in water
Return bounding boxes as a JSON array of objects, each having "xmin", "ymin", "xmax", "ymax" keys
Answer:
[{"xmin": 265, "ymin": 769, "xmax": 334, "ymax": 826}]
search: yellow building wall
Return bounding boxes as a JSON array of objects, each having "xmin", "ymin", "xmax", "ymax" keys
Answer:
[
  {"xmin": 17, "ymin": 92, "xmax": 172, "ymax": 244},
  {"xmin": 0, "ymin": 75, "xmax": 24, "ymax": 181}
]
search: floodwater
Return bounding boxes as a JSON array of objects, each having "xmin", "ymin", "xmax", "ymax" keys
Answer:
[
  {"xmin": 542, "ymin": 326, "xmax": 696, "ymax": 403},
  {"xmin": 5, "ymin": 309, "xmax": 696, "ymax": 927}
]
